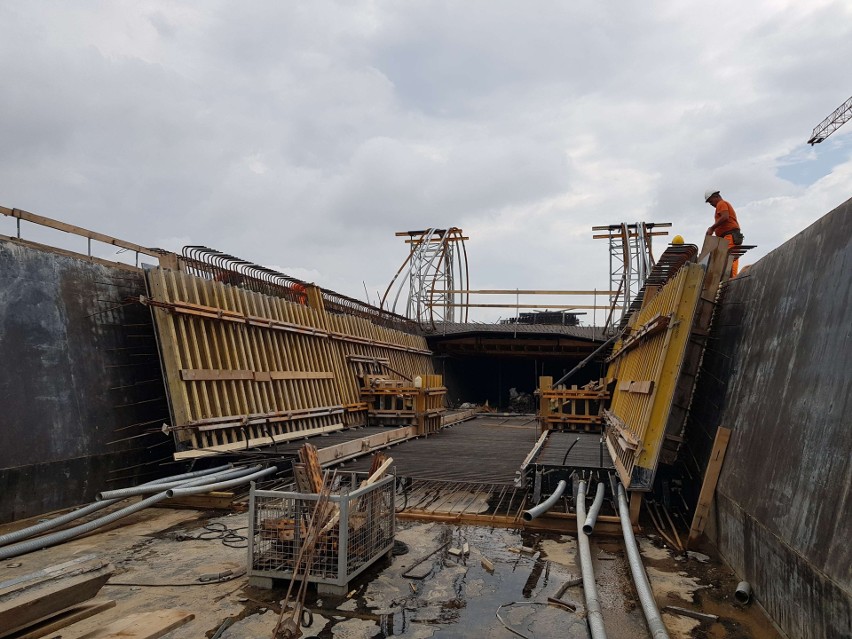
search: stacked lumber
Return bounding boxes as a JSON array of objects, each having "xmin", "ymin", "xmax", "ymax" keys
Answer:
[{"xmin": 0, "ymin": 556, "xmax": 113, "ymax": 639}]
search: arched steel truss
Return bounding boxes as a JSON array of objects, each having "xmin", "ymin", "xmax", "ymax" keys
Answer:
[{"xmin": 381, "ymin": 228, "xmax": 470, "ymax": 329}]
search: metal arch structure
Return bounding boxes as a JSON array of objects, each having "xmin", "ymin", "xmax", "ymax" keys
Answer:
[
  {"xmin": 808, "ymin": 95, "xmax": 852, "ymax": 145},
  {"xmin": 381, "ymin": 228, "xmax": 470, "ymax": 328},
  {"xmin": 592, "ymin": 222, "xmax": 671, "ymax": 333}
]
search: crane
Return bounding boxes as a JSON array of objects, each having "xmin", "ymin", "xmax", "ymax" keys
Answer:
[{"xmin": 807, "ymin": 95, "xmax": 852, "ymax": 145}]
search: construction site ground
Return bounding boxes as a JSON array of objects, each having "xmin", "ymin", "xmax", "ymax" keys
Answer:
[{"xmin": 1, "ymin": 500, "xmax": 781, "ymax": 639}]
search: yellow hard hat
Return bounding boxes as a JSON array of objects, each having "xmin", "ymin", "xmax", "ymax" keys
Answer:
[{"xmin": 672, "ymin": 235, "xmax": 685, "ymax": 245}]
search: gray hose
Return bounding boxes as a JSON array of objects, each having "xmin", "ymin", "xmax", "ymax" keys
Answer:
[
  {"xmin": 522, "ymin": 479, "xmax": 567, "ymax": 522},
  {"xmin": 167, "ymin": 466, "xmax": 278, "ymax": 498},
  {"xmin": 582, "ymin": 482, "xmax": 606, "ymax": 535},
  {"xmin": 576, "ymin": 480, "xmax": 608, "ymax": 639},
  {"xmin": 617, "ymin": 483, "xmax": 670, "ymax": 639},
  {"xmin": 0, "ymin": 465, "xmax": 268, "ymax": 560},
  {"xmin": 97, "ymin": 464, "xmax": 235, "ymax": 500},
  {"xmin": 0, "ymin": 464, "xmax": 232, "ymax": 547}
]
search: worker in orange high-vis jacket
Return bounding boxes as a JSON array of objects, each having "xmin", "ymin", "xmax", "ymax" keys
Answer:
[{"xmin": 704, "ymin": 189, "xmax": 744, "ymax": 277}]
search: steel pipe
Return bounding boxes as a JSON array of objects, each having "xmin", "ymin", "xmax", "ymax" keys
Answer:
[
  {"xmin": 167, "ymin": 466, "xmax": 278, "ymax": 498},
  {"xmin": 96, "ymin": 464, "xmax": 234, "ymax": 500},
  {"xmin": 0, "ymin": 465, "xmax": 268, "ymax": 560},
  {"xmin": 617, "ymin": 483, "xmax": 670, "ymax": 639},
  {"xmin": 582, "ymin": 481, "xmax": 606, "ymax": 535},
  {"xmin": 522, "ymin": 479, "xmax": 567, "ymax": 522},
  {"xmin": 576, "ymin": 480, "xmax": 608, "ymax": 639},
  {"xmin": 0, "ymin": 464, "xmax": 232, "ymax": 547}
]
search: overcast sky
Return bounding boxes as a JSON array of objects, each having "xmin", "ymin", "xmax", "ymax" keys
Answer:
[{"xmin": 1, "ymin": 1, "xmax": 850, "ymax": 324}]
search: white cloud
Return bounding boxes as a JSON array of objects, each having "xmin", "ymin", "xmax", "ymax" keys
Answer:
[{"xmin": 1, "ymin": 0, "xmax": 850, "ymax": 324}]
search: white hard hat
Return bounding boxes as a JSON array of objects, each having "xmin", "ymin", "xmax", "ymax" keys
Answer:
[{"xmin": 704, "ymin": 189, "xmax": 719, "ymax": 202}]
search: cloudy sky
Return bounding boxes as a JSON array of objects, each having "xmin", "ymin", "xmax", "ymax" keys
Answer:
[{"xmin": 1, "ymin": 1, "xmax": 850, "ymax": 324}]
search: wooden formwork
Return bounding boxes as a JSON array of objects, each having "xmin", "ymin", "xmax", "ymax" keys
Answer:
[
  {"xmin": 145, "ymin": 267, "xmax": 436, "ymax": 458},
  {"xmin": 538, "ymin": 377, "xmax": 609, "ymax": 432},
  {"xmin": 360, "ymin": 373, "xmax": 447, "ymax": 435}
]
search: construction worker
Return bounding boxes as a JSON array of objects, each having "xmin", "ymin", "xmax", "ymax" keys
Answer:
[{"xmin": 704, "ymin": 189, "xmax": 743, "ymax": 277}]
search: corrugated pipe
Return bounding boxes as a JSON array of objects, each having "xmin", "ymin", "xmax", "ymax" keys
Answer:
[
  {"xmin": 576, "ymin": 480, "xmax": 608, "ymax": 639},
  {"xmin": 166, "ymin": 466, "xmax": 278, "ymax": 498},
  {"xmin": 96, "ymin": 464, "xmax": 236, "ymax": 500},
  {"xmin": 0, "ymin": 465, "xmax": 270, "ymax": 560},
  {"xmin": 617, "ymin": 483, "xmax": 670, "ymax": 639},
  {"xmin": 0, "ymin": 464, "xmax": 232, "ymax": 547},
  {"xmin": 522, "ymin": 479, "xmax": 567, "ymax": 522},
  {"xmin": 582, "ymin": 481, "xmax": 606, "ymax": 535}
]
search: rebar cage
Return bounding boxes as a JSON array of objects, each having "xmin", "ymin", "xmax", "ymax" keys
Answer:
[{"xmin": 248, "ymin": 473, "xmax": 395, "ymax": 588}]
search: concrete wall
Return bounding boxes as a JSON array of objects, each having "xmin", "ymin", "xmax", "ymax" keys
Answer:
[
  {"xmin": 700, "ymin": 198, "xmax": 852, "ymax": 638},
  {"xmin": 0, "ymin": 239, "xmax": 170, "ymax": 523}
]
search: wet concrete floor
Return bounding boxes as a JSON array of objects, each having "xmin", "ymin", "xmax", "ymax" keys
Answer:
[{"xmin": 0, "ymin": 507, "xmax": 782, "ymax": 638}]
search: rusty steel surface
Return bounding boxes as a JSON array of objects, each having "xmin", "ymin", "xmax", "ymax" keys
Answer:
[{"xmin": 339, "ymin": 415, "xmax": 540, "ymax": 485}]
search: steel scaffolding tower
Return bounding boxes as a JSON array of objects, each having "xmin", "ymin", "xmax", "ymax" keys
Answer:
[
  {"xmin": 593, "ymin": 222, "xmax": 671, "ymax": 331},
  {"xmin": 381, "ymin": 228, "xmax": 470, "ymax": 328}
]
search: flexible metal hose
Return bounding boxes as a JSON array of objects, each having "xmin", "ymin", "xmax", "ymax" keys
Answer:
[
  {"xmin": 522, "ymin": 479, "xmax": 567, "ymax": 522},
  {"xmin": 577, "ymin": 480, "xmax": 608, "ymax": 639},
  {"xmin": 96, "ymin": 464, "xmax": 235, "ymax": 500},
  {"xmin": 617, "ymin": 483, "xmax": 670, "ymax": 639},
  {"xmin": 0, "ymin": 465, "xmax": 267, "ymax": 560},
  {"xmin": 0, "ymin": 464, "xmax": 232, "ymax": 547},
  {"xmin": 166, "ymin": 466, "xmax": 278, "ymax": 497},
  {"xmin": 582, "ymin": 482, "xmax": 606, "ymax": 535}
]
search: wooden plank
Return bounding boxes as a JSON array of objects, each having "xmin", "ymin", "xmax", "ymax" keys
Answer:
[
  {"xmin": 13, "ymin": 599, "xmax": 115, "ymax": 639},
  {"xmin": 173, "ymin": 423, "xmax": 345, "ymax": 459},
  {"xmin": 313, "ymin": 426, "xmax": 416, "ymax": 466},
  {"xmin": 0, "ymin": 206, "xmax": 163, "ymax": 258},
  {"xmin": 0, "ymin": 555, "xmax": 101, "ymax": 598},
  {"xmin": 76, "ymin": 609, "xmax": 194, "ymax": 639},
  {"xmin": 688, "ymin": 427, "xmax": 732, "ymax": 547},
  {"xmin": 269, "ymin": 371, "xmax": 334, "ymax": 380},
  {"xmin": 180, "ymin": 369, "xmax": 254, "ymax": 381},
  {"xmin": 152, "ymin": 491, "xmax": 234, "ymax": 510},
  {"xmin": 0, "ymin": 566, "xmax": 113, "ymax": 638}
]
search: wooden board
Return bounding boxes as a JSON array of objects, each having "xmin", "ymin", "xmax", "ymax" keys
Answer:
[
  {"xmin": 0, "ymin": 567, "xmax": 113, "ymax": 638},
  {"xmin": 76, "ymin": 609, "xmax": 194, "ymax": 639},
  {"xmin": 12, "ymin": 599, "xmax": 115, "ymax": 639},
  {"xmin": 687, "ymin": 427, "xmax": 732, "ymax": 547}
]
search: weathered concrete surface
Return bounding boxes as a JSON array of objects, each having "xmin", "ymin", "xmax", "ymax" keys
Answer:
[
  {"xmin": 701, "ymin": 197, "xmax": 852, "ymax": 638},
  {"xmin": 0, "ymin": 239, "xmax": 169, "ymax": 522}
]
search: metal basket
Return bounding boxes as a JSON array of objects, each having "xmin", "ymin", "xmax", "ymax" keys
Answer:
[{"xmin": 248, "ymin": 472, "xmax": 395, "ymax": 589}]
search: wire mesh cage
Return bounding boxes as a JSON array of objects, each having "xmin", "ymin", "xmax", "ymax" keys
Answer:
[{"xmin": 248, "ymin": 473, "xmax": 396, "ymax": 588}]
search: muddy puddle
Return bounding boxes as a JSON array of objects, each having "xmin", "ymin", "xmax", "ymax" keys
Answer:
[{"xmin": 236, "ymin": 521, "xmax": 781, "ymax": 638}]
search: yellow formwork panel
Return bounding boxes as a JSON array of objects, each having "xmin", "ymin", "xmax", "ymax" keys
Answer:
[{"xmin": 605, "ymin": 262, "xmax": 705, "ymax": 490}]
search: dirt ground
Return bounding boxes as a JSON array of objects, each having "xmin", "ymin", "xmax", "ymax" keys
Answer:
[{"xmin": 0, "ymin": 507, "xmax": 783, "ymax": 638}]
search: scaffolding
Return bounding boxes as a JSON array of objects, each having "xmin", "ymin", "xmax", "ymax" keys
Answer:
[
  {"xmin": 381, "ymin": 228, "xmax": 470, "ymax": 328},
  {"xmin": 593, "ymin": 222, "xmax": 671, "ymax": 332}
]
